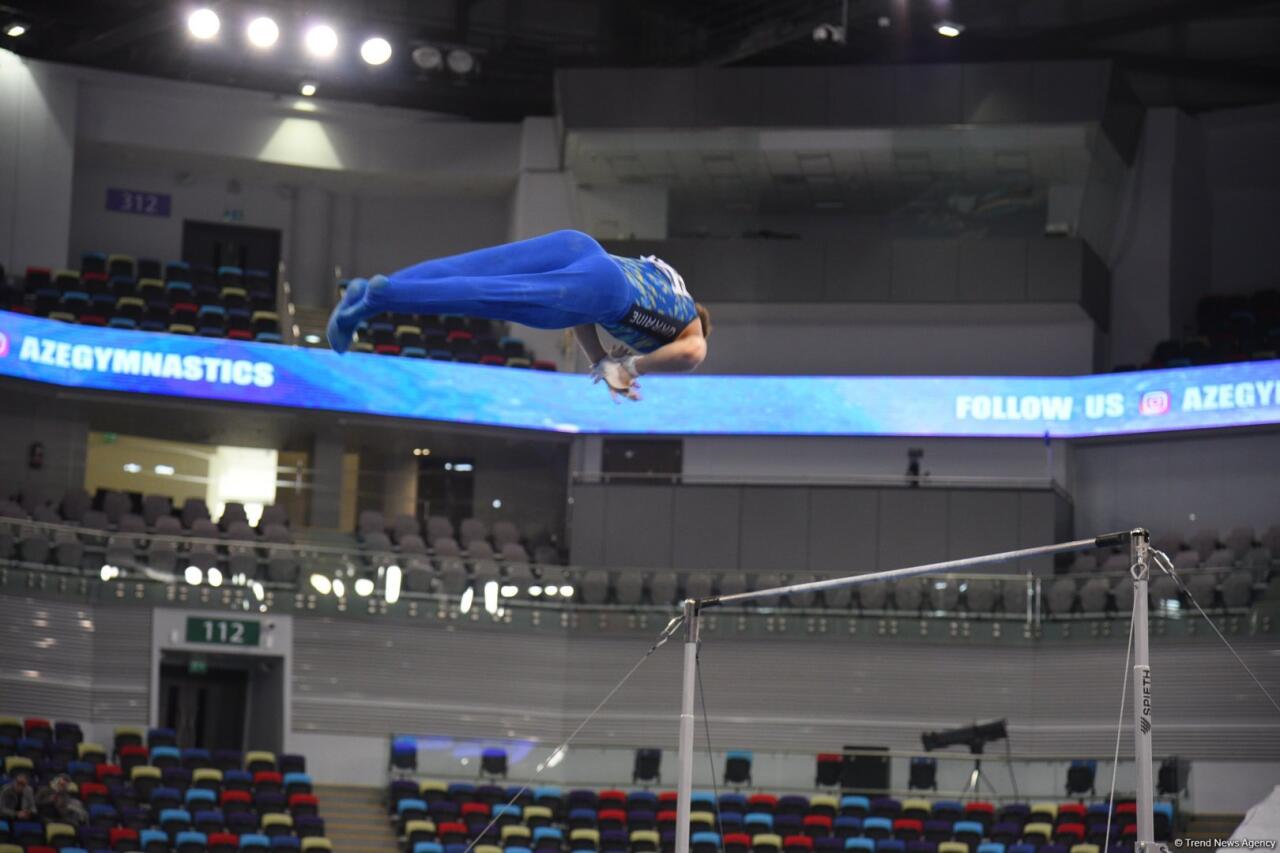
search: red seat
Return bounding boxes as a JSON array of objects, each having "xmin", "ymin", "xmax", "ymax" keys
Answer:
[
  {"xmin": 461, "ymin": 802, "xmax": 490, "ymax": 818},
  {"xmin": 531, "ymin": 359, "xmax": 557, "ymax": 371},
  {"xmin": 80, "ymin": 314, "xmax": 107, "ymax": 326},
  {"xmin": 658, "ymin": 792, "xmax": 679, "ymax": 807},
  {"xmin": 119, "ymin": 745, "xmax": 149, "ymax": 760},
  {"xmin": 892, "ymin": 819, "xmax": 922, "ymax": 840},
  {"xmin": 803, "ymin": 816, "xmax": 833, "ymax": 837},
  {"xmin": 784, "ymin": 836, "xmax": 813, "ymax": 853},
  {"xmin": 221, "ymin": 790, "xmax": 252, "ymax": 808},
  {"xmin": 110, "ymin": 828, "xmax": 139, "ymax": 848},
  {"xmin": 24, "ymin": 718, "xmax": 52, "ymax": 739},
  {"xmin": 374, "ymin": 343, "xmax": 401, "ymax": 355},
  {"xmin": 78, "ymin": 782, "xmax": 109, "ymax": 803},
  {"xmin": 82, "ymin": 271, "xmax": 110, "ymax": 292},
  {"xmin": 445, "ymin": 330, "xmax": 474, "ymax": 344},
  {"xmin": 227, "ymin": 328, "xmax": 253, "ymax": 340},
  {"xmin": 749, "ymin": 794, "xmax": 779, "ymax": 813},
  {"xmin": 599, "ymin": 808, "xmax": 627, "ymax": 828},
  {"xmin": 253, "ymin": 770, "xmax": 283, "ymax": 788},
  {"xmin": 479, "ymin": 355, "xmax": 507, "ymax": 366},
  {"xmin": 1055, "ymin": 824, "xmax": 1086, "ymax": 843},
  {"xmin": 725, "ymin": 834, "xmax": 752, "ymax": 853},
  {"xmin": 657, "ymin": 810, "xmax": 678, "ymax": 827},
  {"xmin": 438, "ymin": 822, "xmax": 468, "ymax": 842},
  {"xmin": 289, "ymin": 793, "xmax": 318, "ymax": 809},
  {"xmin": 96, "ymin": 763, "xmax": 124, "ymax": 781},
  {"xmin": 209, "ymin": 832, "xmax": 240, "ymax": 851},
  {"xmin": 1057, "ymin": 804, "xmax": 1086, "ymax": 825}
]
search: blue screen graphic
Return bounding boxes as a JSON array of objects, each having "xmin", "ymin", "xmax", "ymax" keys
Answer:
[{"xmin": 1, "ymin": 312, "xmax": 1278, "ymax": 438}]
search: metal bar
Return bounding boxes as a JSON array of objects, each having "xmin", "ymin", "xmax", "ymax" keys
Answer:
[
  {"xmin": 1130, "ymin": 529, "xmax": 1157, "ymax": 851},
  {"xmin": 705, "ymin": 534, "xmax": 1129, "ymax": 607},
  {"xmin": 674, "ymin": 599, "xmax": 699, "ymax": 853}
]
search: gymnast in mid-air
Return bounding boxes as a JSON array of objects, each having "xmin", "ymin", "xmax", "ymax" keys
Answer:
[{"xmin": 326, "ymin": 229, "xmax": 710, "ymax": 401}]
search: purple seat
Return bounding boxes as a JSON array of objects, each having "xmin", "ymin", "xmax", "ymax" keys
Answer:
[
  {"xmin": 294, "ymin": 816, "xmax": 325, "ymax": 838},
  {"xmin": 871, "ymin": 799, "xmax": 902, "ymax": 819},
  {"xmin": 923, "ymin": 822, "xmax": 952, "ymax": 843},
  {"xmin": 905, "ymin": 844, "xmax": 937, "ymax": 853},
  {"xmin": 602, "ymin": 829, "xmax": 629, "ymax": 851},
  {"xmin": 776, "ymin": 815, "xmax": 803, "ymax": 836}
]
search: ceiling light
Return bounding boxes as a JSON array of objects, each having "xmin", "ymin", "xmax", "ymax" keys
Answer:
[
  {"xmin": 412, "ymin": 45, "xmax": 443, "ymax": 70},
  {"xmin": 122, "ymin": 462, "xmax": 141, "ymax": 474},
  {"xmin": 5, "ymin": 24, "xmax": 27, "ymax": 38},
  {"xmin": 247, "ymin": 16, "xmax": 279, "ymax": 49},
  {"xmin": 332, "ymin": 577, "xmax": 345, "ymax": 598},
  {"xmin": 543, "ymin": 586, "xmax": 558, "ymax": 597},
  {"xmin": 528, "ymin": 585, "xmax": 542, "ymax": 596},
  {"xmin": 500, "ymin": 584, "xmax": 518, "ymax": 598},
  {"xmin": 454, "ymin": 462, "xmax": 473, "ymax": 472},
  {"xmin": 184, "ymin": 566, "xmax": 203, "ymax": 585},
  {"xmin": 547, "ymin": 747, "xmax": 566, "ymax": 768},
  {"xmin": 460, "ymin": 586, "xmax": 474, "ymax": 614},
  {"xmin": 188, "ymin": 8, "xmax": 220, "ymax": 40},
  {"xmin": 310, "ymin": 574, "xmax": 332, "ymax": 595},
  {"xmin": 484, "ymin": 580, "xmax": 499, "ymax": 614},
  {"xmin": 446, "ymin": 48, "xmax": 475, "ymax": 75},
  {"xmin": 360, "ymin": 36, "xmax": 392, "ymax": 66},
  {"xmin": 303, "ymin": 333, "xmax": 321, "ymax": 344},
  {"xmin": 251, "ymin": 581, "xmax": 265, "ymax": 601},
  {"xmin": 492, "ymin": 499, "xmax": 502, "ymax": 509},
  {"xmin": 559, "ymin": 585, "xmax": 575, "ymax": 597},
  {"xmin": 385, "ymin": 564, "xmax": 402, "ymax": 604},
  {"xmin": 305, "ymin": 24, "xmax": 338, "ymax": 58},
  {"xmin": 299, "ymin": 82, "xmax": 317, "ymax": 97},
  {"xmin": 413, "ymin": 449, "xmax": 421, "ymax": 456},
  {"xmin": 354, "ymin": 578, "xmax": 374, "ymax": 597},
  {"xmin": 934, "ymin": 21, "xmax": 964, "ymax": 37},
  {"xmin": 207, "ymin": 567, "xmax": 223, "ymax": 587},
  {"xmin": 154, "ymin": 464, "xmax": 175, "ymax": 476}
]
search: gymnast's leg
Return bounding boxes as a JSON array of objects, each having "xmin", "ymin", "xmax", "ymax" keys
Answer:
[{"xmin": 326, "ymin": 230, "xmax": 623, "ymax": 353}]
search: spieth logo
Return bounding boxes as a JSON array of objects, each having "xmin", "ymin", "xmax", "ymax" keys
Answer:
[
  {"xmin": 1139, "ymin": 390, "xmax": 1171, "ymax": 416},
  {"xmin": 0, "ymin": 330, "xmax": 9, "ymax": 358}
]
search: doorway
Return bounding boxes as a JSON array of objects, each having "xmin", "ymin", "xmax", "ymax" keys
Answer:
[
  {"xmin": 417, "ymin": 456, "xmax": 475, "ymax": 528},
  {"xmin": 158, "ymin": 652, "xmax": 285, "ymax": 752},
  {"xmin": 182, "ymin": 220, "xmax": 282, "ymax": 284}
]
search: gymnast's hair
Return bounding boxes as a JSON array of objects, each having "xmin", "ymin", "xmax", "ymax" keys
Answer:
[{"xmin": 695, "ymin": 303, "xmax": 712, "ymax": 338}]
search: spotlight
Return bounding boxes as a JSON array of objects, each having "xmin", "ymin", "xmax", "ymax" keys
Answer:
[
  {"xmin": 460, "ymin": 586, "xmax": 474, "ymax": 614},
  {"xmin": 207, "ymin": 567, "xmax": 223, "ymax": 588},
  {"xmin": 354, "ymin": 577, "xmax": 374, "ymax": 597},
  {"xmin": 154, "ymin": 464, "xmax": 175, "ymax": 476},
  {"xmin": 309, "ymin": 573, "xmax": 332, "ymax": 595},
  {"xmin": 332, "ymin": 577, "xmax": 345, "ymax": 598},
  {"xmin": 5, "ymin": 23, "xmax": 27, "ymax": 38},
  {"xmin": 99, "ymin": 565, "xmax": 118, "ymax": 581},
  {"xmin": 546, "ymin": 747, "xmax": 566, "ymax": 768},
  {"xmin": 412, "ymin": 45, "xmax": 443, "ymax": 70},
  {"xmin": 934, "ymin": 21, "xmax": 964, "ymax": 37},
  {"xmin": 188, "ymin": 8, "xmax": 220, "ymax": 40},
  {"xmin": 812, "ymin": 23, "xmax": 846, "ymax": 44},
  {"xmin": 299, "ymin": 81, "xmax": 317, "ymax": 97},
  {"xmin": 484, "ymin": 580, "xmax": 499, "ymax": 614},
  {"xmin": 446, "ymin": 48, "xmax": 475, "ymax": 75},
  {"xmin": 184, "ymin": 566, "xmax": 203, "ymax": 585},
  {"xmin": 492, "ymin": 499, "xmax": 502, "ymax": 509},
  {"xmin": 303, "ymin": 334, "xmax": 321, "ymax": 344},
  {"xmin": 500, "ymin": 585, "xmax": 518, "ymax": 598},
  {"xmin": 528, "ymin": 585, "xmax": 542, "ymax": 596},
  {"xmin": 543, "ymin": 585, "xmax": 558, "ymax": 597},
  {"xmin": 251, "ymin": 581, "xmax": 264, "ymax": 601},
  {"xmin": 385, "ymin": 564, "xmax": 402, "ymax": 604},
  {"xmin": 247, "ymin": 16, "xmax": 279, "ymax": 49},
  {"xmin": 304, "ymin": 24, "xmax": 338, "ymax": 58},
  {"xmin": 122, "ymin": 463, "xmax": 141, "ymax": 474},
  {"xmin": 360, "ymin": 36, "xmax": 392, "ymax": 66},
  {"xmin": 559, "ymin": 585, "xmax": 575, "ymax": 598}
]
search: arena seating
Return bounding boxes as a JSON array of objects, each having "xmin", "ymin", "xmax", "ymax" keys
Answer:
[
  {"xmin": 1138, "ymin": 289, "xmax": 1280, "ymax": 369},
  {"xmin": 337, "ymin": 281, "xmax": 557, "ymax": 371},
  {"xmin": 0, "ymin": 260, "xmax": 554, "ymax": 372},
  {"xmin": 0, "ymin": 717, "xmax": 325, "ymax": 852},
  {"xmin": 384, "ymin": 782, "xmax": 1177, "ymax": 852}
]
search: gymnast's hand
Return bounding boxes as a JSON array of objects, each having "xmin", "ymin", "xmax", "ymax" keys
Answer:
[{"xmin": 591, "ymin": 356, "xmax": 641, "ymax": 403}]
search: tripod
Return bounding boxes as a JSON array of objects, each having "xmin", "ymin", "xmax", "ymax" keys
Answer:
[{"xmin": 960, "ymin": 744, "xmax": 1000, "ymax": 799}]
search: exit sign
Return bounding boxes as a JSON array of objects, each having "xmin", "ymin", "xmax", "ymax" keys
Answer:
[{"xmin": 186, "ymin": 617, "xmax": 260, "ymax": 647}]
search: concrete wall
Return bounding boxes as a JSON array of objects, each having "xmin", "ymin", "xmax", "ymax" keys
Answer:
[{"xmin": 1203, "ymin": 101, "xmax": 1280, "ymax": 295}]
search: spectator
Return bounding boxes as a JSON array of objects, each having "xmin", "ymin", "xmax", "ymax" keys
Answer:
[
  {"xmin": 0, "ymin": 771, "xmax": 36, "ymax": 820},
  {"xmin": 37, "ymin": 773, "xmax": 87, "ymax": 825}
]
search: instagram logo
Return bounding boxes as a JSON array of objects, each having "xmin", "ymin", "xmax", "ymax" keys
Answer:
[
  {"xmin": 1139, "ymin": 390, "xmax": 1170, "ymax": 416},
  {"xmin": 0, "ymin": 331, "xmax": 9, "ymax": 358}
]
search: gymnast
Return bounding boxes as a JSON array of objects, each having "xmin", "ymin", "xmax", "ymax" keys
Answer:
[{"xmin": 326, "ymin": 229, "xmax": 710, "ymax": 401}]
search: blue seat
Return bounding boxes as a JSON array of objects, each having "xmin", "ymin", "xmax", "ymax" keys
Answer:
[
  {"xmin": 255, "ymin": 332, "xmax": 283, "ymax": 344},
  {"xmin": 414, "ymin": 844, "xmax": 445, "ymax": 853},
  {"xmin": 224, "ymin": 769, "xmax": 253, "ymax": 789},
  {"xmin": 745, "ymin": 814, "xmax": 773, "ymax": 832},
  {"xmin": 152, "ymin": 745, "xmax": 182, "ymax": 766},
  {"xmin": 398, "ymin": 799, "xmax": 429, "ymax": 818},
  {"xmin": 953, "ymin": 822, "xmax": 984, "ymax": 841},
  {"xmin": 506, "ymin": 848, "xmax": 532, "ymax": 853},
  {"xmin": 108, "ymin": 317, "xmax": 138, "ymax": 329},
  {"xmin": 186, "ymin": 789, "xmax": 217, "ymax": 809},
  {"xmin": 270, "ymin": 837, "xmax": 301, "ymax": 851},
  {"xmin": 720, "ymin": 814, "xmax": 744, "ymax": 833},
  {"xmin": 177, "ymin": 830, "xmax": 209, "ymax": 851},
  {"xmin": 534, "ymin": 828, "xmax": 564, "ymax": 844},
  {"xmin": 569, "ymin": 808, "xmax": 597, "ymax": 826},
  {"xmin": 630, "ymin": 791, "xmax": 658, "ymax": 809},
  {"xmin": 693, "ymin": 832, "xmax": 722, "ymax": 850},
  {"xmin": 240, "ymin": 833, "xmax": 271, "ymax": 852},
  {"xmin": 166, "ymin": 280, "xmax": 194, "ymax": 297},
  {"xmin": 140, "ymin": 829, "xmax": 170, "ymax": 850},
  {"xmin": 692, "ymin": 793, "xmax": 718, "ymax": 812},
  {"xmin": 284, "ymin": 772, "xmax": 312, "ymax": 793},
  {"xmin": 719, "ymin": 794, "xmax": 748, "ymax": 814},
  {"xmin": 845, "ymin": 842, "xmax": 875, "ymax": 853},
  {"xmin": 1006, "ymin": 845, "xmax": 1036, "ymax": 853},
  {"xmin": 161, "ymin": 808, "xmax": 193, "ymax": 834},
  {"xmin": 833, "ymin": 818, "xmax": 862, "ymax": 838},
  {"xmin": 447, "ymin": 782, "xmax": 475, "ymax": 799},
  {"xmin": 932, "ymin": 802, "xmax": 964, "ymax": 821},
  {"xmin": 876, "ymin": 842, "xmax": 905, "ymax": 853},
  {"xmin": 841, "ymin": 797, "xmax": 871, "ymax": 816},
  {"xmin": 534, "ymin": 786, "xmax": 562, "ymax": 803},
  {"xmin": 978, "ymin": 845, "xmax": 1005, "ymax": 853},
  {"xmin": 494, "ymin": 803, "xmax": 522, "ymax": 820},
  {"xmin": 863, "ymin": 818, "xmax": 893, "ymax": 839}
]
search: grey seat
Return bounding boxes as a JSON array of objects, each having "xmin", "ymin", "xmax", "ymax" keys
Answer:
[
  {"xmin": 79, "ymin": 509, "xmax": 109, "ymax": 531},
  {"xmin": 459, "ymin": 518, "xmax": 488, "ymax": 547},
  {"xmin": 1188, "ymin": 528, "xmax": 1218, "ymax": 561},
  {"xmin": 1262, "ymin": 524, "xmax": 1280, "ymax": 558},
  {"xmin": 649, "ymin": 571, "xmax": 679, "ymax": 605},
  {"xmin": 266, "ymin": 550, "xmax": 298, "ymax": 583},
  {"xmin": 1112, "ymin": 576, "xmax": 1135, "ymax": 612},
  {"xmin": 227, "ymin": 550, "xmax": 258, "ymax": 580},
  {"xmin": 467, "ymin": 540, "xmax": 496, "ymax": 560},
  {"xmin": 104, "ymin": 535, "xmax": 137, "ymax": 570},
  {"xmin": 892, "ymin": 578, "xmax": 923, "ymax": 611},
  {"xmin": 615, "ymin": 571, "xmax": 645, "ymax": 605},
  {"xmin": 492, "ymin": 520, "xmax": 521, "ymax": 549},
  {"xmin": 118, "ymin": 513, "xmax": 146, "ymax": 534},
  {"xmin": 1225, "ymin": 526, "xmax": 1256, "ymax": 559},
  {"xmin": 785, "ymin": 575, "xmax": 817, "ymax": 609},
  {"xmin": 181, "ymin": 497, "xmax": 211, "ymax": 529},
  {"xmin": 964, "ymin": 579, "xmax": 996, "ymax": 612},
  {"xmin": 358, "ymin": 509, "xmax": 385, "ymax": 538},
  {"xmin": 141, "ymin": 494, "xmax": 173, "ymax": 527},
  {"xmin": 404, "ymin": 561, "xmax": 435, "ymax": 593},
  {"xmin": 819, "ymin": 576, "xmax": 852, "ymax": 610},
  {"xmin": 1221, "ymin": 570, "xmax": 1253, "ymax": 608},
  {"xmin": 1151, "ymin": 531, "xmax": 1182, "ymax": 557},
  {"xmin": 1172, "ymin": 550, "xmax": 1201, "ymax": 570},
  {"xmin": 1079, "ymin": 578, "xmax": 1110, "ymax": 612},
  {"xmin": 398, "ymin": 534, "xmax": 427, "ymax": 554},
  {"xmin": 859, "ymin": 580, "xmax": 890, "ymax": 610},
  {"xmin": 261, "ymin": 523, "xmax": 291, "ymax": 543},
  {"xmin": 580, "ymin": 570, "xmax": 609, "ymax": 604},
  {"xmin": 33, "ymin": 504, "xmax": 60, "ymax": 524},
  {"xmin": 224, "ymin": 521, "xmax": 256, "ymax": 541},
  {"xmin": 929, "ymin": 579, "xmax": 961, "ymax": 612},
  {"xmin": 1150, "ymin": 575, "xmax": 1180, "ymax": 609},
  {"xmin": 60, "ymin": 488, "xmax": 91, "ymax": 523},
  {"xmin": 716, "ymin": 572, "xmax": 746, "ymax": 599},
  {"xmin": 186, "ymin": 548, "xmax": 219, "ymax": 570},
  {"xmin": 533, "ymin": 544, "xmax": 560, "ymax": 566},
  {"xmin": 433, "ymin": 537, "xmax": 466, "ymax": 574},
  {"xmin": 390, "ymin": 514, "xmax": 421, "ymax": 543},
  {"xmin": 52, "ymin": 531, "xmax": 83, "ymax": 568},
  {"xmin": 145, "ymin": 543, "xmax": 179, "ymax": 574},
  {"xmin": 503, "ymin": 560, "xmax": 534, "ymax": 587},
  {"xmin": 1203, "ymin": 548, "xmax": 1235, "ymax": 568},
  {"xmin": 258, "ymin": 504, "xmax": 289, "ymax": 529},
  {"xmin": 189, "ymin": 518, "xmax": 219, "ymax": 539},
  {"xmin": 1045, "ymin": 579, "xmax": 1077, "ymax": 615},
  {"xmin": 0, "ymin": 529, "xmax": 12, "ymax": 559},
  {"xmin": 1184, "ymin": 571, "xmax": 1218, "ymax": 608},
  {"xmin": 153, "ymin": 515, "xmax": 182, "ymax": 536},
  {"xmin": 684, "ymin": 572, "xmax": 713, "ymax": 601},
  {"xmin": 472, "ymin": 559, "xmax": 501, "ymax": 587},
  {"xmin": 219, "ymin": 502, "xmax": 249, "ymax": 529},
  {"xmin": 521, "ymin": 520, "xmax": 548, "ymax": 546},
  {"xmin": 362, "ymin": 531, "xmax": 393, "ymax": 552},
  {"xmin": 998, "ymin": 580, "xmax": 1027, "ymax": 614},
  {"xmin": 438, "ymin": 562, "xmax": 469, "ymax": 595},
  {"xmin": 500, "ymin": 542, "xmax": 530, "ymax": 569},
  {"xmin": 1102, "ymin": 552, "xmax": 1132, "ymax": 573},
  {"xmin": 0, "ymin": 500, "xmax": 29, "ymax": 519},
  {"xmin": 17, "ymin": 532, "xmax": 51, "ymax": 564},
  {"xmin": 102, "ymin": 490, "xmax": 130, "ymax": 524},
  {"xmin": 426, "ymin": 515, "xmax": 454, "ymax": 543}
]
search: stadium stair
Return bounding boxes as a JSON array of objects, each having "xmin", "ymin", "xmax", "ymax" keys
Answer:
[
  {"xmin": 315, "ymin": 784, "xmax": 400, "ymax": 853},
  {"xmin": 1183, "ymin": 812, "xmax": 1244, "ymax": 843}
]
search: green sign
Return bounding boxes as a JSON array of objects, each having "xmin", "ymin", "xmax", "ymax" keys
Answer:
[{"xmin": 185, "ymin": 617, "xmax": 261, "ymax": 647}]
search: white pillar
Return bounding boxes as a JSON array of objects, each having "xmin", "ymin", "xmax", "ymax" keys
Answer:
[{"xmin": 289, "ymin": 184, "xmax": 334, "ymax": 310}]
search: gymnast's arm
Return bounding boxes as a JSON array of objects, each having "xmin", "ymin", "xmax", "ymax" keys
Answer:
[
  {"xmin": 629, "ymin": 320, "xmax": 707, "ymax": 375},
  {"xmin": 573, "ymin": 324, "xmax": 609, "ymax": 366}
]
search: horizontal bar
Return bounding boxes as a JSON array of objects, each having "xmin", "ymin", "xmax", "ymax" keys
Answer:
[{"xmin": 703, "ymin": 532, "xmax": 1133, "ymax": 608}]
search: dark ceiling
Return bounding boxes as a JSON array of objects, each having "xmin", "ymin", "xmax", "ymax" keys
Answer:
[{"xmin": 2, "ymin": 0, "xmax": 1279, "ymax": 120}]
